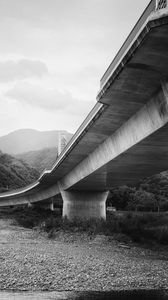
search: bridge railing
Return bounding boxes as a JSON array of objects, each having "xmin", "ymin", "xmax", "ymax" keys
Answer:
[
  {"xmin": 99, "ymin": 0, "xmax": 167, "ymax": 90},
  {"xmin": 0, "ymin": 180, "xmax": 39, "ymax": 198},
  {"xmin": 156, "ymin": 0, "xmax": 167, "ymax": 10}
]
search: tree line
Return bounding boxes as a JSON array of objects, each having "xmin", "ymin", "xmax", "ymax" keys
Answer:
[{"xmin": 108, "ymin": 171, "xmax": 168, "ymax": 212}]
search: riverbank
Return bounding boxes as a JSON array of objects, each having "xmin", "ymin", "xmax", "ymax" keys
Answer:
[
  {"xmin": 0, "ymin": 216, "xmax": 168, "ymax": 291},
  {"xmin": 4, "ymin": 207, "xmax": 168, "ymax": 245}
]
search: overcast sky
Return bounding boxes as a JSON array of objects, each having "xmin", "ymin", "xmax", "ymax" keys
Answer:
[{"xmin": 0, "ymin": 0, "xmax": 149, "ymax": 136}]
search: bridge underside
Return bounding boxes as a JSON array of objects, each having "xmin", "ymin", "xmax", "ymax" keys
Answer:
[{"xmin": 71, "ymin": 122, "xmax": 168, "ymax": 191}]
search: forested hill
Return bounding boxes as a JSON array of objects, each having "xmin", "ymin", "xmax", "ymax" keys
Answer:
[
  {"xmin": 16, "ymin": 147, "xmax": 58, "ymax": 174},
  {"xmin": 140, "ymin": 171, "xmax": 168, "ymax": 197},
  {"xmin": 0, "ymin": 151, "xmax": 39, "ymax": 193},
  {"xmin": 109, "ymin": 171, "xmax": 168, "ymax": 212}
]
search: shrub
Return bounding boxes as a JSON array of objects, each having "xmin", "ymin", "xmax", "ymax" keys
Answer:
[
  {"xmin": 106, "ymin": 212, "xmax": 168, "ymax": 244},
  {"xmin": 4, "ymin": 207, "xmax": 168, "ymax": 245}
]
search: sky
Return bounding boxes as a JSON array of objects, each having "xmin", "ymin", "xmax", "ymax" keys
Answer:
[{"xmin": 0, "ymin": 0, "xmax": 150, "ymax": 136}]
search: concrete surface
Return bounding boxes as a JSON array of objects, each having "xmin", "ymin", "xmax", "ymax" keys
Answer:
[{"xmin": 61, "ymin": 190, "xmax": 108, "ymax": 220}]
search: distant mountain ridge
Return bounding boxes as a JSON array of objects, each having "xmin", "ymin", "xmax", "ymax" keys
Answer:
[{"xmin": 0, "ymin": 129, "xmax": 72, "ymax": 155}]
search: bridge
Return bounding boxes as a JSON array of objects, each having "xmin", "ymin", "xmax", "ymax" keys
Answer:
[{"xmin": 1, "ymin": 0, "xmax": 168, "ymax": 220}]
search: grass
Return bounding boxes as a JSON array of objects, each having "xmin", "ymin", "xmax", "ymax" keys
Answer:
[
  {"xmin": 1, "ymin": 207, "xmax": 168, "ymax": 245},
  {"xmin": 106, "ymin": 211, "xmax": 168, "ymax": 244},
  {"xmin": 0, "ymin": 206, "xmax": 59, "ymax": 229}
]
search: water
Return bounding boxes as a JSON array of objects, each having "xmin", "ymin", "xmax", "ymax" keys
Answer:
[{"xmin": 0, "ymin": 290, "xmax": 167, "ymax": 300}]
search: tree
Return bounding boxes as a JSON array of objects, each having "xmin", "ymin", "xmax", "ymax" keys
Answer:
[
  {"xmin": 108, "ymin": 186, "xmax": 136, "ymax": 210},
  {"xmin": 127, "ymin": 190, "xmax": 157, "ymax": 212}
]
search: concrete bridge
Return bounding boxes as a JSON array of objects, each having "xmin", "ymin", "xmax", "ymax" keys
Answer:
[{"xmin": 1, "ymin": 0, "xmax": 168, "ymax": 220}]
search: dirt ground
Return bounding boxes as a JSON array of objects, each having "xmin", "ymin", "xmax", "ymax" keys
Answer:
[{"xmin": 0, "ymin": 218, "xmax": 168, "ymax": 291}]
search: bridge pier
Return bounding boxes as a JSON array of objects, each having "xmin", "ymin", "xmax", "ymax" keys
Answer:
[
  {"xmin": 27, "ymin": 202, "xmax": 35, "ymax": 208},
  {"xmin": 27, "ymin": 199, "xmax": 54, "ymax": 211},
  {"xmin": 61, "ymin": 190, "xmax": 109, "ymax": 220},
  {"xmin": 49, "ymin": 200, "xmax": 54, "ymax": 211}
]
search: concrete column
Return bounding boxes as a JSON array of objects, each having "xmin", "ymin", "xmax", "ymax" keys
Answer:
[
  {"xmin": 28, "ymin": 202, "xmax": 35, "ymax": 208},
  {"xmin": 49, "ymin": 200, "xmax": 54, "ymax": 211},
  {"xmin": 28, "ymin": 199, "xmax": 54, "ymax": 211},
  {"xmin": 61, "ymin": 190, "xmax": 109, "ymax": 220},
  {"xmin": 39, "ymin": 200, "xmax": 54, "ymax": 211}
]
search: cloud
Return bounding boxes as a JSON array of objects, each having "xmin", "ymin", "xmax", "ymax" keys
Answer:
[
  {"xmin": 0, "ymin": 59, "xmax": 48, "ymax": 82},
  {"xmin": 6, "ymin": 82, "xmax": 94, "ymax": 116}
]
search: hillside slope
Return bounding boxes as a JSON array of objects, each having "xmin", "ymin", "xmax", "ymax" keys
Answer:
[
  {"xmin": 16, "ymin": 147, "xmax": 58, "ymax": 174},
  {"xmin": 0, "ymin": 151, "xmax": 39, "ymax": 193},
  {"xmin": 139, "ymin": 171, "xmax": 168, "ymax": 198}
]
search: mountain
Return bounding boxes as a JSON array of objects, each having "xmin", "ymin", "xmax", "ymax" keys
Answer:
[
  {"xmin": 16, "ymin": 147, "xmax": 58, "ymax": 174},
  {"xmin": 0, "ymin": 150, "xmax": 39, "ymax": 193},
  {"xmin": 0, "ymin": 129, "xmax": 72, "ymax": 155}
]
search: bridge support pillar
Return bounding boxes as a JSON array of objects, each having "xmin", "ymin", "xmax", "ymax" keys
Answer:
[
  {"xmin": 28, "ymin": 199, "xmax": 54, "ymax": 211},
  {"xmin": 39, "ymin": 199, "xmax": 54, "ymax": 211},
  {"xmin": 61, "ymin": 190, "xmax": 109, "ymax": 220},
  {"xmin": 49, "ymin": 200, "xmax": 54, "ymax": 211},
  {"xmin": 28, "ymin": 202, "xmax": 35, "ymax": 208}
]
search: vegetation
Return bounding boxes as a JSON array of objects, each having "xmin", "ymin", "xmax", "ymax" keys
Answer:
[
  {"xmin": 16, "ymin": 147, "xmax": 58, "ymax": 173},
  {"xmin": 3, "ymin": 207, "xmax": 168, "ymax": 245},
  {"xmin": 108, "ymin": 171, "xmax": 168, "ymax": 212},
  {"xmin": 0, "ymin": 151, "xmax": 39, "ymax": 192}
]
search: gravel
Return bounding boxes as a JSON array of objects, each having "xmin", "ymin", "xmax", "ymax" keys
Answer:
[{"xmin": 0, "ymin": 218, "xmax": 168, "ymax": 291}]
